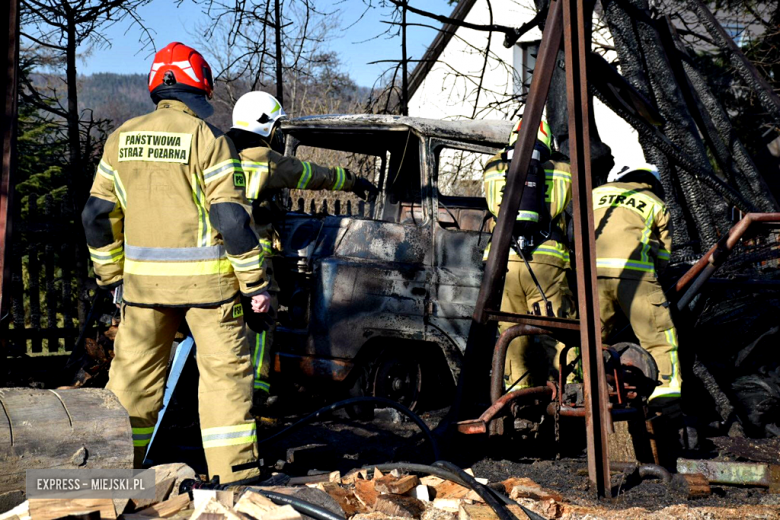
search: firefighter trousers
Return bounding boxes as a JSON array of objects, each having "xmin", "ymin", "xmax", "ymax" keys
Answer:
[
  {"xmin": 245, "ymin": 292, "xmax": 278, "ymax": 394},
  {"xmin": 598, "ymin": 277, "xmax": 682, "ymax": 402},
  {"xmin": 106, "ymin": 298, "xmax": 259, "ymax": 484},
  {"xmin": 499, "ymin": 261, "xmax": 577, "ymax": 390}
]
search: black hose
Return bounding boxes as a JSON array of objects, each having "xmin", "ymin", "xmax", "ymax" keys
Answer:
[
  {"xmin": 367, "ymin": 462, "xmax": 545, "ymax": 520},
  {"xmin": 256, "ymin": 396, "xmax": 440, "ymax": 461},
  {"xmin": 433, "ymin": 461, "xmax": 531, "ymax": 520},
  {"xmin": 249, "ymin": 489, "xmax": 345, "ymax": 520}
]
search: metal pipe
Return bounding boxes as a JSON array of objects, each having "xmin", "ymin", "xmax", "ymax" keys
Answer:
[
  {"xmin": 676, "ymin": 263, "xmax": 716, "ymax": 310},
  {"xmin": 490, "ymin": 324, "xmax": 550, "ymax": 404},
  {"xmin": 610, "ymin": 462, "xmax": 672, "ymax": 484},
  {"xmin": 674, "ymin": 212, "xmax": 780, "ymax": 296},
  {"xmin": 483, "ymin": 384, "xmax": 555, "ymax": 423}
]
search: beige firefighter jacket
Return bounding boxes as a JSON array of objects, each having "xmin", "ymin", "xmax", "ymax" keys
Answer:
[
  {"xmin": 83, "ymin": 100, "xmax": 267, "ymax": 307},
  {"xmin": 482, "ymin": 153, "xmax": 573, "ymax": 269},
  {"xmin": 593, "ymin": 181, "xmax": 672, "ymax": 281},
  {"xmin": 239, "ymin": 142, "xmax": 358, "ymax": 265}
]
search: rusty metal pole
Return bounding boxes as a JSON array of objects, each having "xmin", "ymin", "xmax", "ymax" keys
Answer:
[
  {"xmin": 0, "ymin": 0, "xmax": 20, "ymax": 325},
  {"xmin": 562, "ymin": 0, "xmax": 611, "ymax": 497}
]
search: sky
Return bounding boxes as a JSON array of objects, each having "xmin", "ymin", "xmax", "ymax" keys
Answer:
[{"xmin": 77, "ymin": 0, "xmax": 453, "ymax": 87}]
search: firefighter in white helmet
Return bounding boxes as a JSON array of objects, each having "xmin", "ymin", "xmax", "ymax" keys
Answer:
[
  {"xmin": 225, "ymin": 91, "xmax": 378, "ymax": 407},
  {"xmin": 593, "ymin": 163, "xmax": 682, "ymax": 406}
]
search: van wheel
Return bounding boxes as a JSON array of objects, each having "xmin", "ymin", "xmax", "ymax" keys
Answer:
[{"xmin": 372, "ymin": 350, "xmax": 422, "ymax": 412}]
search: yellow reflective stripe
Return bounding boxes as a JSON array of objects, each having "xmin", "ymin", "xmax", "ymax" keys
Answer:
[
  {"xmin": 253, "ymin": 330, "xmax": 267, "ymax": 387},
  {"xmin": 517, "ymin": 210, "xmax": 539, "ymax": 222},
  {"xmin": 534, "ymin": 245, "xmax": 569, "ymax": 261},
  {"xmin": 201, "ymin": 423, "xmax": 256, "ymax": 436},
  {"xmin": 133, "ymin": 439, "xmax": 152, "ymax": 447},
  {"xmin": 259, "ymin": 239, "xmax": 273, "ymax": 255},
  {"xmin": 132, "ymin": 426, "xmax": 154, "ymax": 447},
  {"xmin": 228, "ymin": 253, "xmax": 264, "ymax": 272},
  {"xmin": 125, "ymin": 258, "xmax": 233, "ymax": 276},
  {"xmin": 544, "ymin": 169, "xmax": 572, "ymax": 181},
  {"xmin": 113, "ymin": 171, "xmax": 128, "ymax": 210},
  {"xmin": 596, "ymin": 258, "xmax": 655, "ymax": 272},
  {"xmin": 484, "ymin": 172, "xmax": 505, "ymax": 182},
  {"xmin": 242, "ymin": 161, "xmax": 268, "ymax": 200},
  {"xmin": 640, "ymin": 205, "xmax": 655, "ymax": 265},
  {"xmin": 203, "ymin": 435, "xmax": 257, "ymax": 449},
  {"xmin": 664, "ymin": 328, "xmax": 681, "ymax": 390},
  {"xmin": 201, "ymin": 422, "xmax": 257, "ymax": 449},
  {"xmin": 132, "ymin": 426, "xmax": 155, "ymax": 434},
  {"xmin": 333, "ymin": 167, "xmax": 346, "ymax": 191},
  {"xmin": 89, "ymin": 246, "xmax": 124, "ymax": 265},
  {"xmin": 297, "ymin": 162, "xmax": 312, "ymax": 189},
  {"xmin": 97, "ymin": 160, "xmax": 115, "ymax": 180},
  {"xmin": 658, "ymin": 249, "xmax": 671, "ymax": 260},
  {"xmin": 191, "ymin": 172, "xmax": 211, "ymax": 248},
  {"xmin": 203, "ymin": 159, "xmax": 241, "ymax": 184}
]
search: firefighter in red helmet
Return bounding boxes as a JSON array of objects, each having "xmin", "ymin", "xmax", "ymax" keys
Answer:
[{"xmin": 82, "ymin": 42, "xmax": 265, "ymax": 484}]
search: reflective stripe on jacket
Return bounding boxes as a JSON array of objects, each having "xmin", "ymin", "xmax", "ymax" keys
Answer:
[
  {"xmin": 238, "ymin": 143, "xmax": 358, "ymax": 290},
  {"xmin": 83, "ymin": 100, "xmax": 267, "ymax": 307},
  {"xmin": 593, "ymin": 181, "xmax": 672, "ymax": 281},
  {"xmin": 482, "ymin": 153, "xmax": 572, "ymax": 268}
]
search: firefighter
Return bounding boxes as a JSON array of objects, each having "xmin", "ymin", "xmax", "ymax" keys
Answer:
[
  {"xmin": 483, "ymin": 119, "xmax": 576, "ymax": 390},
  {"xmin": 593, "ymin": 164, "xmax": 682, "ymax": 405},
  {"xmin": 82, "ymin": 42, "xmax": 266, "ymax": 484},
  {"xmin": 225, "ymin": 91, "xmax": 379, "ymax": 404}
]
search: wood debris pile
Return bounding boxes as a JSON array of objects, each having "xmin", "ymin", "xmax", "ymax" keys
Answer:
[{"xmin": 2, "ymin": 462, "xmax": 780, "ymax": 520}]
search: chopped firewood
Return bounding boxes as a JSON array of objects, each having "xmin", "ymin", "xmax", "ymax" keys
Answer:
[
  {"xmin": 28, "ymin": 499, "xmax": 116, "ymax": 520},
  {"xmin": 0, "ymin": 500, "xmax": 30, "ymax": 520},
  {"xmin": 411, "ymin": 485, "xmax": 430, "ymax": 502},
  {"xmin": 128, "ymin": 477, "xmax": 175, "ymax": 511},
  {"xmin": 374, "ymin": 475, "xmax": 420, "ymax": 495},
  {"xmin": 289, "ymin": 471, "xmax": 340, "ymax": 485},
  {"xmin": 341, "ymin": 469, "xmax": 366, "ymax": 485},
  {"xmin": 233, "ymin": 491, "xmax": 279, "ymax": 518},
  {"xmin": 193, "ymin": 490, "xmax": 234, "ymax": 510},
  {"xmin": 233, "ymin": 493, "xmax": 302, "ymax": 520},
  {"xmin": 373, "ymin": 468, "xmax": 385, "ymax": 480},
  {"xmin": 419, "ymin": 476, "xmax": 445, "ymax": 488},
  {"xmin": 352, "ymin": 513, "xmax": 408, "ymax": 520},
  {"xmin": 190, "ymin": 497, "xmax": 242, "ymax": 520},
  {"xmin": 316, "ymin": 482, "xmax": 367, "ymax": 516},
  {"xmin": 355, "ymin": 479, "xmax": 380, "ymax": 508},
  {"xmin": 458, "ymin": 504, "xmax": 530, "ymax": 520},
  {"xmin": 133, "ymin": 492, "xmax": 191, "ymax": 518},
  {"xmin": 430, "ymin": 481, "xmax": 481, "ymax": 502},
  {"xmin": 671, "ymin": 473, "xmax": 712, "ymax": 499},
  {"xmin": 421, "ymin": 506, "xmax": 456, "ymax": 520},
  {"xmin": 496, "ymin": 478, "xmax": 527, "ymax": 495},
  {"xmin": 508, "ymin": 478, "xmax": 563, "ymax": 502},
  {"xmin": 373, "ymin": 494, "xmax": 425, "ymax": 518},
  {"xmin": 432, "ymin": 498, "xmax": 473, "ymax": 513}
]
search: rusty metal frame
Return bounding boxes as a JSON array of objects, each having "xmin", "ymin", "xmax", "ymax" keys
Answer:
[
  {"xmin": 0, "ymin": 0, "xmax": 20, "ymax": 326},
  {"xmin": 450, "ymin": 0, "xmax": 612, "ymax": 497},
  {"xmin": 675, "ymin": 212, "xmax": 780, "ymax": 309}
]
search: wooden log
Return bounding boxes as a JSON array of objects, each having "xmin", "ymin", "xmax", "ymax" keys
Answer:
[
  {"xmin": 0, "ymin": 388, "xmax": 133, "ymax": 494},
  {"xmin": 28, "ymin": 498, "xmax": 116, "ymax": 520},
  {"xmin": 374, "ymin": 475, "xmax": 420, "ymax": 495},
  {"xmin": 373, "ymin": 495, "xmax": 425, "ymax": 519},
  {"xmin": 671, "ymin": 473, "xmax": 711, "ymax": 499}
]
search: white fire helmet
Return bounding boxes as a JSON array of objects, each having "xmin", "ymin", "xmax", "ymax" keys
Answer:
[
  {"xmin": 607, "ymin": 163, "xmax": 661, "ymax": 184},
  {"xmin": 231, "ymin": 91, "xmax": 287, "ymax": 138}
]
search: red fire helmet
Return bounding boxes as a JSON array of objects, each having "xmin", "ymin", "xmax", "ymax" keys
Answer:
[{"xmin": 148, "ymin": 42, "xmax": 214, "ymax": 99}]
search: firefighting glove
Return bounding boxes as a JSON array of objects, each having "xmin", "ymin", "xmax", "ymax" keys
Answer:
[{"xmin": 353, "ymin": 176, "xmax": 380, "ymax": 202}]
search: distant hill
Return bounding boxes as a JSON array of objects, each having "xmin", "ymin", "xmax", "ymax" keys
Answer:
[{"xmin": 78, "ymin": 73, "xmax": 154, "ymax": 129}]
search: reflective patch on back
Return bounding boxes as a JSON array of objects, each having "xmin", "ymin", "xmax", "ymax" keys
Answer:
[
  {"xmin": 232, "ymin": 303, "xmax": 244, "ymax": 319},
  {"xmin": 118, "ymin": 131, "xmax": 192, "ymax": 164}
]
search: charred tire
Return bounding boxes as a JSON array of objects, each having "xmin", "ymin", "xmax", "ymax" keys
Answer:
[{"xmin": 345, "ymin": 348, "xmax": 423, "ymax": 419}]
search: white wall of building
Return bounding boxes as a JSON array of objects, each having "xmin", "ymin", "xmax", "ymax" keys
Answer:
[{"xmin": 407, "ymin": 0, "xmax": 645, "ymax": 173}]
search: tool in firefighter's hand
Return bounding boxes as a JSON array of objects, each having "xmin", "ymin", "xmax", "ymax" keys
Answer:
[
  {"xmin": 353, "ymin": 175, "xmax": 379, "ymax": 202},
  {"xmin": 512, "ymin": 235, "xmax": 554, "ymax": 317},
  {"xmin": 112, "ymin": 285, "xmax": 123, "ymax": 307}
]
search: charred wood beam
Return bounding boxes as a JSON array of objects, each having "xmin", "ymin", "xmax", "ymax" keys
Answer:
[{"xmin": 688, "ymin": 0, "xmax": 780, "ymax": 119}]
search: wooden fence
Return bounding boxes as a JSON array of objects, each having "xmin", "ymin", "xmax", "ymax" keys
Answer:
[
  {"xmin": 4, "ymin": 190, "xmax": 371, "ymax": 356},
  {"xmin": 6, "ymin": 192, "xmax": 91, "ymax": 354}
]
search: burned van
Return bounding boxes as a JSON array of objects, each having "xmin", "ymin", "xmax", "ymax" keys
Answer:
[{"xmin": 271, "ymin": 115, "xmax": 511, "ymax": 410}]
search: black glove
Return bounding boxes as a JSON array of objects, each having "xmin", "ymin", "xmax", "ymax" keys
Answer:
[{"xmin": 353, "ymin": 176, "xmax": 380, "ymax": 202}]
